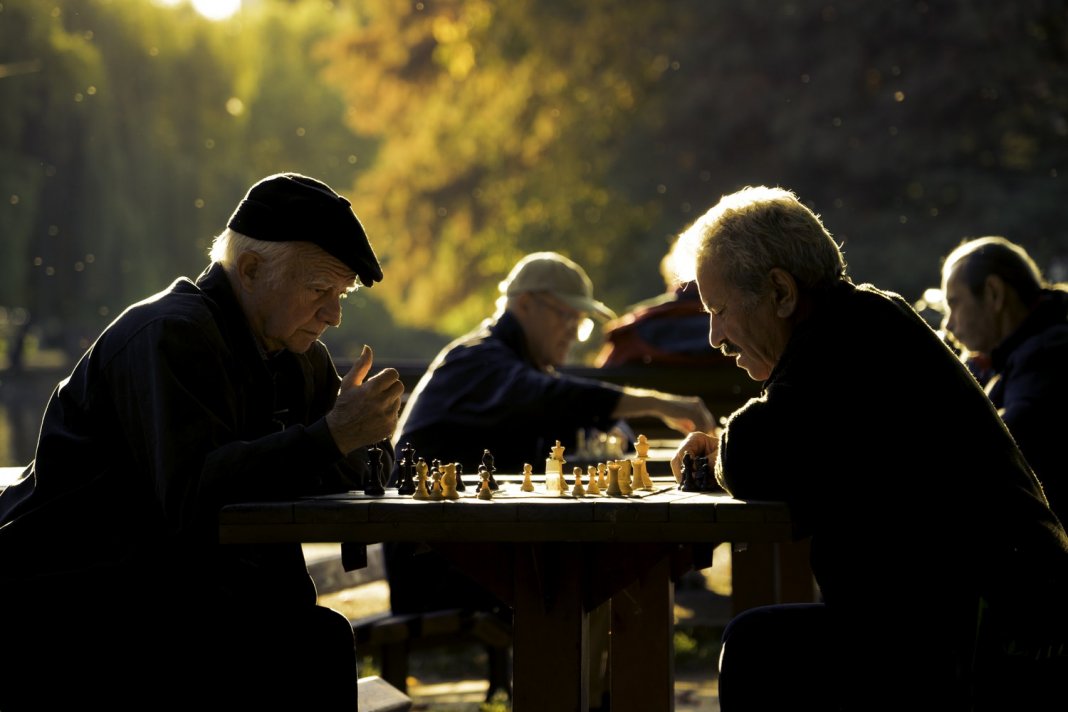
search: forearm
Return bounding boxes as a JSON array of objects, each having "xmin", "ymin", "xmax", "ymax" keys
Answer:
[{"xmin": 613, "ymin": 388, "xmax": 716, "ymax": 434}]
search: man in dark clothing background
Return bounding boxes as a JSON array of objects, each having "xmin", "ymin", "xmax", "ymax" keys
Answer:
[
  {"xmin": 0, "ymin": 173, "xmax": 404, "ymax": 709},
  {"xmin": 937, "ymin": 235, "xmax": 1068, "ymax": 525},
  {"xmin": 670, "ymin": 186, "xmax": 1068, "ymax": 711}
]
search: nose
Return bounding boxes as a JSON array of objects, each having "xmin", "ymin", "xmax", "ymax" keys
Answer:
[
  {"xmin": 319, "ymin": 295, "xmax": 342, "ymax": 327},
  {"xmin": 707, "ymin": 315, "xmax": 725, "ymax": 348}
]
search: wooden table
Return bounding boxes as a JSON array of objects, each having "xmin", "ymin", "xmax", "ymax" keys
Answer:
[{"xmin": 220, "ymin": 477, "xmax": 797, "ymax": 712}]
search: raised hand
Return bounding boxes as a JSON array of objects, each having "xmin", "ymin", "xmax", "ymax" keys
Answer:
[{"xmin": 325, "ymin": 345, "xmax": 405, "ymax": 454}]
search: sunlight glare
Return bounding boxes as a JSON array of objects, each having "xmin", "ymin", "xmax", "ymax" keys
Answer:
[{"xmin": 159, "ymin": 0, "xmax": 242, "ymax": 21}]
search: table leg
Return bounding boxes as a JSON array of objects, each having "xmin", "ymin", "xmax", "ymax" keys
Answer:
[
  {"xmin": 609, "ymin": 553, "xmax": 675, "ymax": 712},
  {"xmin": 511, "ymin": 544, "xmax": 590, "ymax": 711}
]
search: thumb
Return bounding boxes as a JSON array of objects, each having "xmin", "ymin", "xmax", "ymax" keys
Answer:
[{"xmin": 343, "ymin": 344, "xmax": 374, "ymax": 388}]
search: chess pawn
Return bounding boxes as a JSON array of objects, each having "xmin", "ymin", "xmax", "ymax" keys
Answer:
[
  {"xmin": 413, "ymin": 465, "xmax": 431, "ymax": 500},
  {"xmin": 618, "ymin": 459, "xmax": 633, "ymax": 496},
  {"xmin": 597, "ymin": 462, "xmax": 607, "ymax": 491},
  {"xmin": 605, "ymin": 461, "xmax": 624, "ymax": 497},
  {"xmin": 453, "ymin": 462, "xmax": 466, "ymax": 492},
  {"xmin": 586, "ymin": 465, "xmax": 600, "ymax": 495},
  {"xmin": 429, "ymin": 467, "xmax": 444, "ymax": 501},
  {"xmin": 477, "ymin": 468, "xmax": 494, "ymax": 500},
  {"xmin": 571, "ymin": 466, "xmax": 586, "ymax": 497},
  {"xmin": 521, "ymin": 463, "xmax": 535, "ymax": 492}
]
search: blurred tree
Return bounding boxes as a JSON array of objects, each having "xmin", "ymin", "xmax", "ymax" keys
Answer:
[{"xmin": 322, "ymin": 0, "xmax": 1068, "ymax": 338}]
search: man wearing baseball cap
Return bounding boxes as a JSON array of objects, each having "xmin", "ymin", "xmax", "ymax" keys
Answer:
[
  {"xmin": 383, "ymin": 251, "xmax": 715, "ymax": 702},
  {"xmin": 0, "ymin": 173, "xmax": 404, "ymax": 709}
]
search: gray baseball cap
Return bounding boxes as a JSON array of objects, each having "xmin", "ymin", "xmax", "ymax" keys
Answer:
[{"xmin": 499, "ymin": 251, "xmax": 617, "ymax": 322}]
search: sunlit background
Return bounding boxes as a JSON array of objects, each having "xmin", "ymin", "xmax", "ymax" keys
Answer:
[
  {"xmin": 3, "ymin": 0, "xmax": 1068, "ymax": 465},
  {"xmin": 158, "ymin": 0, "xmax": 242, "ymax": 21}
]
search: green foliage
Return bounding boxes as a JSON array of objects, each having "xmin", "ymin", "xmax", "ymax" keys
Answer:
[{"xmin": 2, "ymin": 0, "xmax": 1067, "ymax": 366}]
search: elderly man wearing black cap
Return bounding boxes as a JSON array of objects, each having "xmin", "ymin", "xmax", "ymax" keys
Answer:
[{"xmin": 0, "ymin": 173, "xmax": 403, "ymax": 709}]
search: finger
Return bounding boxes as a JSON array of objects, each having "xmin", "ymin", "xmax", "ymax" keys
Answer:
[{"xmin": 345, "ymin": 345, "xmax": 374, "ymax": 388}]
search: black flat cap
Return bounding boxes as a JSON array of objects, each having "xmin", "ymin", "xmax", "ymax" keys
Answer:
[{"xmin": 227, "ymin": 173, "xmax": 383, "ymax": 287}]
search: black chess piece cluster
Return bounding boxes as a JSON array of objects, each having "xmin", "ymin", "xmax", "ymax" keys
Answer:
[
  {"xmin": 393, "ymin": 442, "xmax": 481, "ymax": 495},
  {"xmin": 678, "ymin": 450, "xmax": 720, "ymax": 492}
]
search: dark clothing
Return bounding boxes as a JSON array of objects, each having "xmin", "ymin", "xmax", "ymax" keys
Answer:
[
  {"xmin": 596, "ymin": 283, "xmax": 731, "ymax": 367},
  {"xmin": 716, "ymin": 282, "xmax": 1068, "ymax": 710},
  {"xmin": 392, "ymin": 310, "xmax": 623, "ymax": 476},
  {"xmin": 385, "ymin": 310, "xmax": 624, "ymax": 615},
  {"xmin": 0, "ymin": 263, "xmax": 385, "ymax": 708},
  {"xmin": 986, "ymin": 288, "xmax": 1068, "ymax": 525}
]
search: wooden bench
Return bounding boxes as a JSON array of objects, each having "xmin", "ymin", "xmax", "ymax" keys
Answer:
[
  {"xmin": 357, "ymin": 675, "xmax": 412, "ymax": 712},
  {"xmin": 351, "ymin": 608, "xmax": 512, "ymax": 701}
]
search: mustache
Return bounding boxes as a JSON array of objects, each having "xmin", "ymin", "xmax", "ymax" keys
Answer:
[{"xmin": 719, "ymin": 341, "xmax": 740, "ymax": 357}]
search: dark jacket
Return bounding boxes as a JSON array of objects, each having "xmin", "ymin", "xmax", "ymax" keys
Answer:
[
  {"xmin": 0, "ymin": 263, "xmax": 387, "ymax": 609},
  {"xmin": 391, "ymin": 310, "xmax": 623, "ymax": 477},
  {"xmin": 987, "ymin": 288, "xmax": 1068, "ymax": 525},
  {"xmin": 717, "ymin": 282, "xmax": 1068, "ymax": 660}
]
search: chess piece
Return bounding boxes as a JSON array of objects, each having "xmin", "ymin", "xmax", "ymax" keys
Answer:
[
  {"xmin": 477, "ymin": 467, "xmax": 494, "ymax": 500},
  {"xmin": 597, "ymin": 462, "xmax": 607, "ymax": 491},
  {"xmin": 586, "ymin": 465, "xmax": 600, "ymax": 495},
  {"xmin": 605, "ymin": 461, "xmax": 623, "ymax": 497},
  {"xmin": 545, "ymin": 440, "xmax": 565, "ymax": 494},
  {"xmin": 429, "ymin": 467, "xmax": 444, "ymax": 501},
  {"xmin": 413, "ymin": 460, "xmax": 431, "ymax": 500},
  {"xmin": 454, "ymin": 462, "xmax": 466, "ymax": 492},
  {"xmin": 632, "ymin": 458, "xmax": 653, "ymax": 491},
  {"xmin": 482, "ymin": 449, "xmax": 500, "ymax": 490},
  {"xmin": 634, "ymin": 433, "xmax": 650, "ymax": 460},
  {"xmin": 521, "ymin": 463, "xmax": 535, "ymax": 492},
  {"xmin": 679, "ymin": 451, "xmax": 697, "ymax": 491},
  {"xmin": 364, "ymin": 444, "xmax": 386, "ymax": 496},
  {"xmin": 396, "ymin": 443, "xmax": 417, "ymax": 495},
  {"xmin": 441, "ymin": 464, "xmax": 460, "ymax": 500},
  {"xmin": 571, "ymin": 466, "xmax": 586, "ymax": 497},
  {"xmin": 618, "ymin": 459, "xmax": 633, "ymax": 496}
]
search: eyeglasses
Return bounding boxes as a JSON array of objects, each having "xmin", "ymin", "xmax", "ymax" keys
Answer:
[{"xmin": 531, "ymin": 293, "xmax": 595, "ymax": 342}]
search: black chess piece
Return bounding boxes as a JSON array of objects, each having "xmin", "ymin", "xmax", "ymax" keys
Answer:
[
  {"xmin": 482, "ymin": 449, "xmax": 499, "ymax": 490},
  {"xmin": 365, "ymin": 444, "xmax": 386, "ymax": 496},
  {"xmin": 678, "ymin": 451, "xmax": 697, "ymax": 492},
  {"xmin": 396, "ymin": 443, "xmax": 416, "ymax": 495},
  {"xmin": 454, "ymin": 463, "xmax": 466, "ymax": 492}
]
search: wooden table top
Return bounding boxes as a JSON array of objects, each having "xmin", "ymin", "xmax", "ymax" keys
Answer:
[{"xmin": 219, "ymin": 477, "xmax": 794, "ymax": 546}]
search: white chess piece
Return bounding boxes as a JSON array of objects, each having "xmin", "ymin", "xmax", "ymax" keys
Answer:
[
  {"xmin": 571, "ymin": 466, "xmax": 586, "ymax": 497},
  {"xmin": 521, "ymin": 463, "xmax": 535, "ymax": 492},
  {"xmin": 586, "ymin": 465, "xmax": 601, "ymax": 495}
]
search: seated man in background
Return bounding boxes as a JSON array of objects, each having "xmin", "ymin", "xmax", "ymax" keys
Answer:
[
  {"xmin": 596, "ymin": 232, "xmax": 734, "ymax": 368},
  {"xmin": 385, "ymin": 251, "xmax": 716, "ymax": 705},
  {"xmin": 938, "ymin": 235, "xmax": 1068, "ymax": 525},
  {"xmin": 671, "ymin": 186, "xmax": 1068, "ymax": 711},
  {"xmin": 0, "ymin": 173, "xmax": 404, "ymax": 710}
]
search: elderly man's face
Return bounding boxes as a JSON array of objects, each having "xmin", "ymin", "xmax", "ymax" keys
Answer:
[
  {"xmin": 243, "ymin": 246, "xmax": 357, "ymax": 354},
  {"xmin": 940, "ymin": 264, "xmax": 999, "ymax": 355},
  {"xmin": 696, "ymin": 261, "xmax": 792, "ymax": 381}
]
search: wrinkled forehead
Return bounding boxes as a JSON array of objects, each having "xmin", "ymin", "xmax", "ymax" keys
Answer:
[{"xmin": 292, "ymin": 243, "xmax": 359, "ymax": 289}]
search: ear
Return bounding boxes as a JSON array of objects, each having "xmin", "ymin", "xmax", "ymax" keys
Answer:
[
  {"xmin": 234, "ymin": 250, "xmax": 262, "ymax": 293},
  {"xmin": 983, "ymin": 275, "xmax": 1007, "ymax": 312},
  {"xmin": 768, "ymin": 267, "xmax": 799, "ymax": 318}
]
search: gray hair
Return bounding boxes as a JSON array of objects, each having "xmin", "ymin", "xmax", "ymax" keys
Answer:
[
  {"xmin": 208, "ymin": 228, "xmax": 304, "ymax": 290},
  {"xmin": 674, "ymin": 186, "xmax": 847, "ymax": 300},
  {"xmin": 942, "ymin": 236, "xmax": 1044, "ymax": 305}
]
